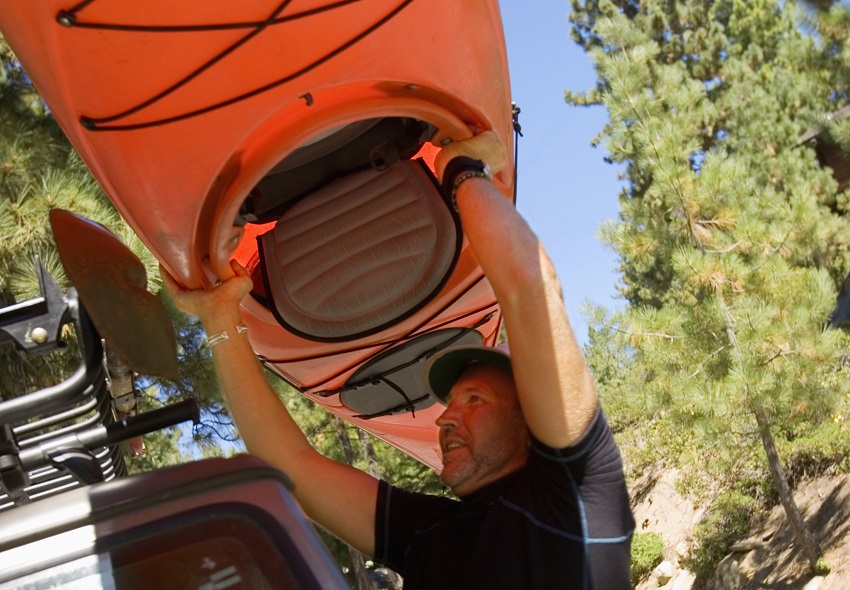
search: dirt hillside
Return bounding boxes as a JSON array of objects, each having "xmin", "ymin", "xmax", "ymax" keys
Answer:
[{"xmin": 633, "ymin": 470, "xmax": 849, "ymax": 589}]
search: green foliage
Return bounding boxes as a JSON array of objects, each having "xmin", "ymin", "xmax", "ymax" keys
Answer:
[
  {"xmin": 684, "ymin": 490, "xmax": 758, "ymax": 582},
  {"xmin": 0, "ymin": 39, "xmax": 98, "ymax": 391},
  {"xmin": 0, "ymin": 34, "xmax": 238, "ymax": 468},
  {"xmin": 572, "ymin": 0, "xmax": 850, "ymax": 569},
  {"xmin": 780, "ymin": 419, "xmax": 850, "ymax": 485},
  {"xmin": 273, "ymin": 375, "xmax": 443, "ymax": 494},
  {"xmin": 0, "ymin": 35, "xmax": 166, "ymax": 399},
  {"xmin": 630, "ymin": 532, "xmax": 665, "ymax": 584},
  {"xmin": 126, "ymin": 427, "xmax": 193, "ymax": 474},
  {"xmin": 814, "ymin": 557, "xmax": 831, "ymax": 575}
]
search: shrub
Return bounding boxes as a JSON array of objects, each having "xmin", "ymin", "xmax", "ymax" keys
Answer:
[
  {"xmin": 782, "ymin": 421, "xmax": 850, "ymax": 485},
  {"xmin": 684, "ymin": 490, "xmax": 758, "ymax": 582},
  {"xmin": 814, "ymin": 557, "xmax": 831, "ymax": 576},
  {"xmin": 631, "ymin": 532, "xmax": 665, "ymax": 584}
]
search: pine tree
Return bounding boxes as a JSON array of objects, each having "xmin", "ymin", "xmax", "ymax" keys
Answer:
[{"xmin": 569, "ymin": 0, "xmax": 850, "ymax": 573}]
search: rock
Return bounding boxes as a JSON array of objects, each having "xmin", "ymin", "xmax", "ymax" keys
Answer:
[
  {"xmin": 671, "ymin": 571, "xmax": 697, "ymax": 590},
  {"xmin": 715, "ymin": 555, "xmax": 742, "ymax": 590},
  {"xmin": 674, "ymin": 541, "xmax": 690, "ymax": 563},
  {"xmin": 692, "ymin": 508, "xmax": 706, "ymax": 524},
  {"xmin": 761, "ymin": 528, "xmax": 776, "ymax": 542},
  {"xmin": 738, "ymin": 549, "xmax": 762, "ymax": 582},
  {"xmin": 632, "ymin": 469, "xmax": 699, "ymax": 555},
  {"xmin": 655, "ymin": 560, "xmax": 675, "ymax": 586},
  {"xmin": 729, "ymin": 539, "xmax": 761, "ymax": 552},
  {"xmin": 803, "ymin": 577, "xmax": 824, "ymax": 590}
]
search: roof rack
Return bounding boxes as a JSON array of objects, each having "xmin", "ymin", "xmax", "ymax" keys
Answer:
[{"xmin": 0, "ymin": 258, "xmax": 197, "ymax": 509}]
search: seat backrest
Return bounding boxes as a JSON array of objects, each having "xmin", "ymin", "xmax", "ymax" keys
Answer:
[{"xmin": 259, "ymin": 159, "xmax": 460, "ymax": 341}]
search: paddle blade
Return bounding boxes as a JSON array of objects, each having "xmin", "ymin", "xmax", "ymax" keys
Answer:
[{"xmin": 50, "ymin": 209, "xmax": 179, "ymax": 380}]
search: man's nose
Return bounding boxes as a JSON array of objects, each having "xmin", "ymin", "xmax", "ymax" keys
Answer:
[{"xmin": 435, "ymin": 404, "xmax": 459, "ymax": 428}]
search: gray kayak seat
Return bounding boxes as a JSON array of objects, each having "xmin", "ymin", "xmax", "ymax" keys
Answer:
[{"xmin": 259, "ymin": 159, "xmax": 460, "ymax": 341}]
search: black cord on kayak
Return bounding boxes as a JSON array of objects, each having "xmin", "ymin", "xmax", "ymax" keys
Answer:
[
  {"xmin": 59, "ymin": 0, "xmax": 361, "ymax": 32},
  {"xmin": 79, "ymin": 0, "xmax": 295, "ymax": 129},
  {"xmin": 512, "ymin": 102, "xmax": 522, "ymax": 205},
  {"xmin": 64, "ymin": 0, "xmax": 416, "ymax": 131}
]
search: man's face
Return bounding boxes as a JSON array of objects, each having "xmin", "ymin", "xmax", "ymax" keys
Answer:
[{"xmin": 435, "ymin": 364, "xmax": 531, "ymax": 497}]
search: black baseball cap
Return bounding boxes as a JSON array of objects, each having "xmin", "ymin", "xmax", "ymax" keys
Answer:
[{"xmin": 424, "ymin": 343, "xmax": 512, "ymax": 403}]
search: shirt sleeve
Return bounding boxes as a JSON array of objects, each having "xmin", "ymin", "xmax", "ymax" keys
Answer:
[{"xmin": 529, "ymin": 409, "xmax": 635, "ymax": 590}]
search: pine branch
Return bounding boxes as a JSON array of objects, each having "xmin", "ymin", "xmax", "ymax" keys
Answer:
[
  {"xmin": 614, "ymin": 326, "xmax": 678, "ymax": 340},
  {"xmin": 615, "ymin": 44, "xmax": 702, "ymax": 247},
  {"xmin": 688, "ymin": 345, "xmax": 727, "ymax": 379},
  {"xmin": 705, "ymin": 242, "xmax": 742, "ymax": 254},
  {"xmin": 760, "ymin": 348, "xmax": 799, "ymax": 366}
]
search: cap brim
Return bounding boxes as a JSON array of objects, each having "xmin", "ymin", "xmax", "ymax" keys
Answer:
[{"xmin": 424, "ymin": 345, "xmax": 512, "ymax": 403}]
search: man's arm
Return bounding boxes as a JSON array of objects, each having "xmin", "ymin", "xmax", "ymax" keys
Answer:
[
  {"xmin": 436, "ymin": 132, "xmax": 598, "ymax": 449},
  {"xmin": 162, "ymin": 262, "xmax": 379, "ymax": 556}
]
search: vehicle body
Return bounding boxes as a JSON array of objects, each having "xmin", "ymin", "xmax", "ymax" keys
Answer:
[
  {"xmin": 0, "ymin": 262, "xmax": 348, "ymax": 588},
  {"xmin": 0, "ymin": 455, "xmax": 349, "ymax": 589}
]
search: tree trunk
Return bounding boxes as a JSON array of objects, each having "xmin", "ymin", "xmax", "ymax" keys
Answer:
[
  {"xmin": 752, "ymin": 402, "xmax": 822, "ymax": 569},
  {"xmin": 357, "ymin": 429, "xmax": 404, "ymax": 590},
  {"xmin": 332, "ymin": 415, "xmax": 379, "ymax": 590},
  {"xmin": 719, "ymin": 297, "xmax": 821, "ymax": 569},
  {"xmin": 358, "ymin": 428, "xmax": 383, "ymax": 480}
]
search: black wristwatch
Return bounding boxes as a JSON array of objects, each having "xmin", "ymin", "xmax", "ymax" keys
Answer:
[{"xmin": 441, "ymin": 156, "xmax": 492, "ymax": 212}]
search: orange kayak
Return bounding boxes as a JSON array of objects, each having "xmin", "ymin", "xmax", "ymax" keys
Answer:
[{"xmin": 0, "ymin": 1, "xmax": 514, "ymax": 468}]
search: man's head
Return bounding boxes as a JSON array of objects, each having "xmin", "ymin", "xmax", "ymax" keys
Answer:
[{"xmin": 424, "ymin": 344, "xmax": 531, "ymax": 497}]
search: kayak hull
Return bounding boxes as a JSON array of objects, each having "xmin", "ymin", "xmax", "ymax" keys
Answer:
[{"xmin": 0, "ymin": 0, "xmax": 514, "ymax": 468}]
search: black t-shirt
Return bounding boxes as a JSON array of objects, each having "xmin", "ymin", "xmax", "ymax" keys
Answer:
[{"xmin": 373, "ymin": 410, "xmax": 635, "ymax": 589}]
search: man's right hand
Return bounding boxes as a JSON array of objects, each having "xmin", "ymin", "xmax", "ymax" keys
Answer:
[{"xmin": 160, "ymin": 260, "xmax": 253, "ymax": 325}]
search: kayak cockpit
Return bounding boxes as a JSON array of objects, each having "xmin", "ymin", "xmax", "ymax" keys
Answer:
[{"xmin": 242, "ymin": 117, "xmax": 460, "ymax": 343}]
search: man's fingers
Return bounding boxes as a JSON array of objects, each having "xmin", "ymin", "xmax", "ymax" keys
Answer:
[
  {"xmin": 230, "ymin": 259, "xmax": 249, "ymax": 278},
  {"xmin": 459, "ymin": 131, "xmax": 506, "ymax": 171},
  {"xmin": 159, "ymin": 261, "xmax": 253, "ymax": 321},
  {"xmin": 159, "ymin": 264, "xmax": 200, "ymax": 315},
  {"xmin": 159, "ymin": 265, "xmax": 182, "ymax": 298},
  {"xmin": 436, "ymin": 130, "xmax": 506, "ymax": 180}
]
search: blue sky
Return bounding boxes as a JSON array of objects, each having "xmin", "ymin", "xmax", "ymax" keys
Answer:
[{"xmin": 499, "ymin": 1, "xmax": 624, "ymax": 344}]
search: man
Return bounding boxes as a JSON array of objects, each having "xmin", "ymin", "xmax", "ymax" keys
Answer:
[{"xmin": 163, "ymin": 131, "xmax": 635, "ymax": 589}]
